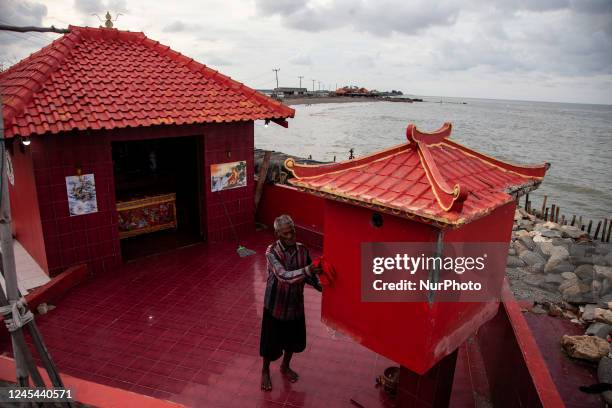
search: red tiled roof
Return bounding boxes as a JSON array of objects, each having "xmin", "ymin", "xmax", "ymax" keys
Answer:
[
  {"xmin": 285, "ymin": 123, "xmax": 548, "ymax": 226},
  {"xmin": 0, "ymin": 26, "xmax": 294, "ymax": 138}
]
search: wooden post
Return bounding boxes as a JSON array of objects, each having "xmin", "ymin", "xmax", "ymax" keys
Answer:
[
  {"xmin": 541, "ymin": 195, "xmax": 548, "ymax": 219},
  {"xmin": 555, "ymin": 206, "xmax": 560, "ymax": 223},
  {"xmin": 561, "ymin": 215, "xmax": 565, "ymax": 225},
  {"xmin": 607, "ymin": 220, "xmax": 612, "ymax": 243},
  {"xmin": 579, "ymin": 216, "xmax": 583, "ymax": 229},
  {"xmin": 602, "ymin": 219, "xmax": 609, "ymax": 243},
  {"xmin": 570, "ymin": 215, "xmax": 576, "ymax": 226},
  {"xmin": 594, "ymin": 221, "xmax": 602, "ymax": 240},
  {"xmin": 254, "ymin": 150, "xmax": 272, "ymax": 213},
  {"xmin": 544, "ymin": 207, "xmax": 549, "ymax": 221},
  {"xmin": 524, "ymin": 194, "xmax": 529, "ymax": 210},
  {"xmin": 588, "ymin": 220, "xmax": 593, "ymax": 235},
  {"xmin": 550, "ymin": 204, "xmax": 555, "ymax": 222}
]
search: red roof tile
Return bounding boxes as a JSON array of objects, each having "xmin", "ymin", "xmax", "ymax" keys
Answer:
[
  {"xmin": 285, "ymin": 123, "xmax": 549, "ymax": 226},
  {"xmin": 0, "ymin": 26, "xmax": 294, "ymax": 138}
]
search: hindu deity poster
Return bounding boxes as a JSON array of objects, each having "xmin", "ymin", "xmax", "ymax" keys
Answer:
[
  {"xmin": 211, "ymin": 161, "xmax": 247, "ymax": 192},
  {"xmin": 66, "ymin": 173, "xmax": 98, "ymax": 216}
]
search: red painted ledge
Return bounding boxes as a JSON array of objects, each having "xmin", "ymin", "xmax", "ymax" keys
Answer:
[
  {"xmin": 25, "ymin": 264, "xmax": 88, "ymax": 311},
  {"xmin": 0, "ymin": 356, "xmax": 183, "ymax": 408},
  {"xmin": 0, "ymin": 264, "xmax": 88, "ymax": 344}
]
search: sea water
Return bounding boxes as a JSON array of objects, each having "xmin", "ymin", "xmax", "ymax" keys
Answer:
[{"xmin": 255, "ymin": 98, "xmax": 612, "ymax": 221}]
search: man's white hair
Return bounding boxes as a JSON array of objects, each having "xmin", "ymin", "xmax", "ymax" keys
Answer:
[{"xmin": 274, "ymin": 214, "xmax": 294, "ymax": 231}]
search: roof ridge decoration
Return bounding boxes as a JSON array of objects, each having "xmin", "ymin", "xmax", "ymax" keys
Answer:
[{"xmin": 407, "ymin": 122, "xmax": 468, "ymax": 212}]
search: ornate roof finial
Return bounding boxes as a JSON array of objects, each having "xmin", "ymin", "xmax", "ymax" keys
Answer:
[{"xmin": 104, "ymin": 11, "xmax": 113, "ymax": 28}]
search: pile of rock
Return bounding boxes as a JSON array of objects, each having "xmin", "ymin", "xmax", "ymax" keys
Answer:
[
  {"xmin": 508, "ymin": 208, "xmax": 612, "ymax": 403},
  {"xmin": 507, "ymin": 208, "xmax": 612, "ymax": 305}
]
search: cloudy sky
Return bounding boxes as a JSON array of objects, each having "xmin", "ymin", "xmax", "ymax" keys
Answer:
[{"xmin": 1, "ymin": 0, "xmax": 611, "ymax": 104}]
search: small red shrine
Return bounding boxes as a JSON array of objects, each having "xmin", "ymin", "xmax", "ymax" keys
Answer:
[
  {"xmin": 0, "ymin": 25, "xmax": 293, "ymax": 276},
  {"xmin": 286, "ymin": 122, "xmax": 548, "ymax": 404}
]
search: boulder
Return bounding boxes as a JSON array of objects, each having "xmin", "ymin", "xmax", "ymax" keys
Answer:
[
  {"xmin": 561, "ymin": 335, "xmax": 610, "ymax": 361},
  {"xmin": 561, "ymin": 225, "xmax": 588, "ymax": 239},
  {"xmin": 561, "ymin": 272, "xmax": 577, "ymax": 280},
  {"xmin": 526, "ymin": 262, "xmax": 545, "ymax": 274},
  {"xmin": 513, "ymin": 240, "xmax": 529, "ymax": 255},
  {"xmin": 586, "ymin": 322, "xmax": 612, "ymax": 339},
  {"xmin": 598, "ymin": 356, "xmax": 612, "ymax": 405},
  {"xmin": 593, "ymin": 255, "xmax": 607, "ymax": 266},
  {"xmin": 571, "ymin": 256, "xmax": 594, "ymax": 265},
  {"xmin": 598, "ymin": 293, "xmax": 612, "ymax": 307},
  {"xmin": 533, "ymin": 235, "xmax": 553, "ymax": 244},
  {"xmin": 519, "ymin": 236, "xmax": 536, "ymax": 250},
  {"xmin": 547, "ymin": 261, "xmax": 575, "ymax": 274},
  {"xmin": 520, "ymin": 250, "xmax": 545, "ymax": 266},
  {"xmin": 508, "ymin": 248, "xmax": 516, "ymax": 256},
  {"xmin": 595, "ymin": 265, "xmax": 612, "ymax": 282},
  {"xmin": 574, "ymin": 264, "xmax": 595, "ymax": 281},
  {"xmin": 539, "ymin": 242, "xmax": 555, "ymax": 257},
  {"xmin": 524, "ymin": 274, "xmax": 545, "ymax": 288},
  {"xmin": 569, "ymin": 243, "xmax": 587, "ymax": 258},
  {"xmin": 562, "ymin": 281, "xmax": 591, "ymax": 303},
  {"xmin": 544, "ymin": 246, "xmax": 570, "ymax": 273},
  {"xmin": 594, "ymin": 243, "xmax": 611, "ymax": 256},
  {"xmin": 594, "ymin": 308, "xmax": 612, "ymax": 325},
  {"xmin": 544, "ymin": 274, "xmax": 564, "ymax": 285},
  {"xmin": 582, "ymin": 304, "xmax": 598, "ymax": 321},
  {"xmin": 602, "ymin": 279, "xmax": 612, "ymax": 297},
  {"xmin": 519, "ymin": 220, "xmax": 534, "ymax": 231},
  {"xmin": 537, "ymin": 221, "xmax": 561, "ymax": 230},
  {"xmin": 604, "ymin": 252, "xmax": 612, "ymax": 266},
  {"xmin": 507, "ymin": 256, "xmax": 525, "ymax": 268},
  {"xmin": 540, "ymin": 229, "xmax": 562, "ymax": 238}
]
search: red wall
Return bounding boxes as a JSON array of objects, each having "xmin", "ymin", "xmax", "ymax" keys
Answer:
[
  {"xmin": 203, "ymin": 122, "xmax": 255, "ymax": 242},
  {"xmin": 8, "ymin": 145, "xmax": 48, "ymax": 271},
  {"xmin": 321, "ymin": 199, "xmax": 513, "ymax": 374},
  {"xmin": 256, "ymin": 184, "xmax": 325, "ymax": 248},
  {"xmin": 14, "ymin": 122, "xmax": 254, "ymax": 276}
]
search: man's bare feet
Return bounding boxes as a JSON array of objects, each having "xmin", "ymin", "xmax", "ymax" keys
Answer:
[
  {"xmin": 261, "ymin": 369, "xmax": 272, "ymax": 391},
  {"xmin": 280, "ymin": 365, "xmax": 299, "ymax": 382}
]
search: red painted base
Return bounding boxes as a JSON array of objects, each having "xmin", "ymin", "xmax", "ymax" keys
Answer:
[{"xmin": 397, "ymin": 349, "xmax": 458, "ymax": 408}]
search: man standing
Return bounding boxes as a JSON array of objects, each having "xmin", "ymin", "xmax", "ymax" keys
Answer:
[{"xmin": 260, "ymin": 214, "xmax": 321, "ymax": 391}]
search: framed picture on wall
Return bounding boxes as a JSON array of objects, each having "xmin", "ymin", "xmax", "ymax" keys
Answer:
[
  {"xmin": 211, "ymin": 161, "xmax": 247, "ymax": 192},
  {"xmin": 66, "ymin": 173, "xmax": 99, "ymax": 216}
]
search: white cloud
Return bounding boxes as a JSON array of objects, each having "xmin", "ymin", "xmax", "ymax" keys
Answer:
[{"xmin": 0, "ymin": 0, "xmax": 610, "ymax": 104}]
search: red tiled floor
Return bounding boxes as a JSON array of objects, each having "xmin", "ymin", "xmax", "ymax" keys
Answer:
[{"xmin": 2, "ymin": 231, "xmax": 481, "ymax": 407}]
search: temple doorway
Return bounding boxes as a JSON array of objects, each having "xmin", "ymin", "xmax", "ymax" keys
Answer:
[{"xmin": 112, "ymin": 136, "xmax": 203, "ymax": 261}]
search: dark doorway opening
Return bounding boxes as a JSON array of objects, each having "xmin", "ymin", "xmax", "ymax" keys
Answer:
[{"xmin": 112, "ymin": 136, "xmax": 202, "ymax": 261}]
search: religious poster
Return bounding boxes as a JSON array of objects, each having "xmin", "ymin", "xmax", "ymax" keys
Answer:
[
  {"xmin": 65, "ymin": 173, "xmax": 98, "ymax": 216},
  {"xmin": 211, "ymin": 161, "xmax": 247, "ymax": 192}
]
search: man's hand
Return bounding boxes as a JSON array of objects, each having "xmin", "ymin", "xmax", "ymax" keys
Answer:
[{"xmin": 310, "ymin": 264, "xmax": 323, "ymax": 275}]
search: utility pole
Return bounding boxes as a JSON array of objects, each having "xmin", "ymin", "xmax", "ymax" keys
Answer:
[
  {"xmin": 298, "ymin": 75, "xmax": 303, "ymax": 88},
  {"xmin": 318, "ymin": 81, "xmax": 321, "ymax": 91},
  {"xmin": 272, "ymin": 68, "xmax": 280, "ymax": 89},
  {"xmin": 311, "ymin": 79, "xmax": 316, "ymax": 92}
]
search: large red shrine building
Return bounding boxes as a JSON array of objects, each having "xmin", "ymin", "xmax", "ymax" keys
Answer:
[{"xmin": 0, "ymin": 25, "xmax": 293, "ymax": 276}]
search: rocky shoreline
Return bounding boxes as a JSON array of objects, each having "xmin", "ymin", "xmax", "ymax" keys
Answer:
[{"xmin": 509, "ymin": 207, "xmax": 612, "ymax": 403}]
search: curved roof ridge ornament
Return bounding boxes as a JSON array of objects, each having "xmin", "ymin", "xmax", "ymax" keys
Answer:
[
  {"xmin": 407, "ymin": 122, "xmax": 468, "ymax": 212},
  {"xmin": 406, "ymin": 122, "xmax": 452, "ymax": 145}
]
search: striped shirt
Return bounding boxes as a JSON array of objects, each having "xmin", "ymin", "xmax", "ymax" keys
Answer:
[{"xmin": 264, "ymin": 240, "xmax": 312, "ymax": 321}]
